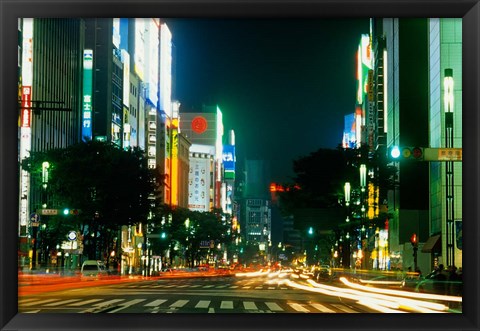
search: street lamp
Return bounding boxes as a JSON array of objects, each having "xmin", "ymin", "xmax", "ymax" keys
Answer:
[
  {"xmin": 344, "ymin": 182, "xmax": 351, "ymax": 206},
  {"xmin": 444, "ymin": 68, "xmax": 455, "ymax": 267}
]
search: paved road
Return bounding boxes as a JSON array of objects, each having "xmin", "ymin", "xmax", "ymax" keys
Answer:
[{"xmin": 19, "ymin": 276, "xmax": 377, "ymax": 313}]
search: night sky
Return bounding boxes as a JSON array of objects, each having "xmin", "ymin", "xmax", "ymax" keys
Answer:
[{"xmin": 163, "ymin": 18, "xmax": 370, "ymax": 183}]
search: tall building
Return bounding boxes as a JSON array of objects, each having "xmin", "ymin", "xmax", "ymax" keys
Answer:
[
  {"xmin": 18, "ymin": 18, "xmax": 84, "ymax": 265},
  {"xmin": 371, "ymin": 18, "xmax": 431, "ymax": 271},
  {"xmin": 180, "ymin": 105, "xmax": 225, "ymax": 211},
  {"xmin": 242, "ymin": 160, "xmax": 272, "ymax": 258},
  {"xmin": 426, "ymin": 18, "xmax": 462, "ymax": 269}
]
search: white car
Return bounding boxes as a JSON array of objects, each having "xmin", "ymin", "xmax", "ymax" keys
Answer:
[{"xmin": 81, "ymin": 260, "xmax": 108, "ymax": 279}]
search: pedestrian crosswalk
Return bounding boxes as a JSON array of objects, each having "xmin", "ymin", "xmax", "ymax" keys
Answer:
[{"xmin": 18, "ymin": 296, "xmax": 367, "ymax": 314}]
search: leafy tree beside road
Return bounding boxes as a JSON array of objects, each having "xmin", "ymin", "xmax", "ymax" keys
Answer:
[{"xmin": 21, "ymin": 141, "xmax": 155, "ymax": 262}]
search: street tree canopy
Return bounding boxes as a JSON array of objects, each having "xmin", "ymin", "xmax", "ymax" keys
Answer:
[{"xmin": 22, "ymin": 141, "xmax": 156, "ymax": 258}]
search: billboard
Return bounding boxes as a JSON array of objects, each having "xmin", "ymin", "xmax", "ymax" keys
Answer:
[
  {"xmin": 188, "ymin": 156, "xmax": 211, "ymax": 212},
  {"xmin": 342, "ymin": 113, "xmax": 356, "ymax": 149},
  {"xmin": 82, "ymin": 49, "xmax": 93, "ymax": 142},
  {"xmin": 19, "ymin": 18, "xmax": 34, "ymax": 232},
  {"xmin": 223, "ymin": 145, "xmax": 235, "ymax": 179}
]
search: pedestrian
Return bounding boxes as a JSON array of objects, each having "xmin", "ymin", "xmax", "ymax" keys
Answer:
[
  {"xmin": 432, "ymin": 264, "xmax": 448, "ymax": 295},
  {"xmin": 448, "ymin": 265, "xmax": 461, "ymax": 296}
]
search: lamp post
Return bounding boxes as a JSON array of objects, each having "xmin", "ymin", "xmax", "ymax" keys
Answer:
[
  {"xmin": 444, "ymin": 68, "xmax": 455, "ymax": 268},
  {"xmin": 359, "ymin": 164, "xmax": 367, "ymax": 269},
  {"xmin": 344, "ymin": 183, "xmax": 351, "ymax": 268}
]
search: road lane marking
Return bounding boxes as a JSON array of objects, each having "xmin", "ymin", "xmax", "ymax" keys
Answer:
[
  {"xmin": 21, "ymin": 299, "xmax": 59, "ymax": 306},
  {"xmin": 23, "ymin": 310, "xmax": 40, "ymax": 313},
  {"xmin": 170, "ymin": 300, "xmax": 189, "ymax": 308},
  {"xmin": 216, "ymin": 285, "xmax": 228, "ymax": 288},
  {"xmin": 177, "ymin": 285, "xmax": 189, "ymax": 288},
  {"xmin": 190, "ymin": 285, "xmax": 201, "ymax": 288},
  {"xmin": 144, "ymin": 299, "xmax": 167, "ymax": 307},
  {"xmin": 310, "ymin": 303, "xmax": 335, "ymax": 313},
  {"xmin": 242, "ymin": 286, "xmax": 250, "ymax": 289},
  {"xmin": 255, "ymin": 286, "xmax": 262, "ymax": 289},
  {"xmin": 44, "ymin": 299, "xmax": 82, "ymax": 307},
  {"xmin": 268, "ymin": 287, "xmax": 275, "ymax": 290},
  {"xmin": 203, "ymin": 285, "xmax": 214, "ymax": 288},
  {"xmin": 195, "ymin": 300, "xmax": 211, "ymax": 308},
  {"xmin": 229, "ymin": 286, "xmax": 238, "ymax": 289},
  {"xmin": 220, "ymin": 301, "xmax": 234, "ymax": 309},
  {"xmin": 332, "ymin": 304, "xmax": 359, "ymax": 313},
  {"xmin": 68, "ymin": 299, "xmax": 104, "ymax": 306},
  {"xmin": 243, "ymin": 302, "xmax": 258, "ymax": 310},
  {"xmin": 265, "ymin": 302, "xmax": 283, "ymax": 312},
  {"xmin": 288, "ymin": 303, "xmax": 310, "ymax": 312},
  {"xmin": 208, "ymin": 307, "xmax": 215, "ymax": 313}
]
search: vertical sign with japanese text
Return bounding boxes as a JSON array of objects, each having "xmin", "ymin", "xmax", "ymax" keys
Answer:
[{"xmin": 82, "ymin": 49, "xmax": 93, "ymax": 141}]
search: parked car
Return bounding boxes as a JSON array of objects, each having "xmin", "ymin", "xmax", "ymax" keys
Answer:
[{"xmin": 80, "ymin": 260, "xmax": 108, "ymax": 279}]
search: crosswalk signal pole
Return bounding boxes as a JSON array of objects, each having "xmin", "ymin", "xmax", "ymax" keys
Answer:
[{"xmin": 444, "ymin": 68, "xmax": 455, "ymax": 268}]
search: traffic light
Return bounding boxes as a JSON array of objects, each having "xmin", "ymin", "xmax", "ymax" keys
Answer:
[
  {"xmin": 388, "ymin": 146, "xmax": 424, "ymax": 161},
  {"xmin": 62, "ymin": 208, "xmax": 80, "ymax": 216},
  {"xmin": 160, "ymin": 232, "xmax": 166, "ymax": 239},
  {"xmin": 410, "ymin": 233, "xmax": 418, "ymax": 247}
]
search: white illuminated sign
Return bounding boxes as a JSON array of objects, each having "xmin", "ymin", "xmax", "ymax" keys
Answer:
[{"xmin": 19, "ymin": 18, "xmax": 34, "ymax": 231}]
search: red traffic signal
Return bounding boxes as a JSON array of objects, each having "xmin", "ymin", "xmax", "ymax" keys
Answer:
[{"xmin": 410, "ymin": 233, "xmax": 418, "ymax": 246}]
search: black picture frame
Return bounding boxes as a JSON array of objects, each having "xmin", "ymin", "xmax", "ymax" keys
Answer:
[{"xmin": 1, "ymin": 0, "xmax": 479, "ymax": 330}]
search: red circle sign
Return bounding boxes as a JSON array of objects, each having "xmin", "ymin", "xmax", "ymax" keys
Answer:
[{"xmin": 191, "ymin": 116, "xmax": 208, "ymax": 134}]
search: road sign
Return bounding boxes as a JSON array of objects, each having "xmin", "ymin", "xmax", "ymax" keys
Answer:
[
  {"xmin": 38, "ymin": 209, "xmax": 58, "ymax": 216},
  {"xmin": 30, "ymin": 213, "xmax": 40, "ymax": 226},
  {"xmin": 423, "ymin": 148, "xmax": 462, "ymax": 161},
  {"xmin": 67, "ymin": 231, "xmax": 77, "ymax": 241}
]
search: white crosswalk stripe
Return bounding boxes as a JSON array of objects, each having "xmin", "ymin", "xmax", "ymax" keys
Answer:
[
  {"xmin": 243, "ymin": 301, "xmax": 258, "ymax": 310},
  {"xmin": 195, "ymin": 300, "xmax": 211, "ymax": 308},
  {"xmin": 93, "ymin": 299, "xmax": 125, "ymax": 307},
  {"xmin": 68, "ymin": 299, "xmax": 104, "ymax": 306},
  {"xmin": 220, "ymin": 301, "xmax": 234, "ymax": 309},
  {"xmin": 18, "ymin": 298, "xmax": 42, "ymax": 304},
  {"xmin": 331, "ymin": 304, "xmax": 359, "ymax": 313},
  {"xmin": 265, "ymin": 302, "xmax": 284, "ymax": 312},
  {"xmin": 21, "ymin": 299, "xmax": 59, "ymax": 306},
  {"xmin": 107, "ymin": 299, "xmax": 146, "ymax": 313},
  {"xmin": 170, "ymin": 300, "xmax": 189, "ymax": 308},
  {"xmin": 310, "ymin": 303, "xmax": 335, "ymax": 313},
  {"xmin": 44, "ymin": 299, "xmax": 82, "ymax": 307},
  {"xmin": 144, "ymin": 299, "xmax": 168, "ymax": 307},
  {"xmin": 288, "ymin": 303, "xmax": 310, "ymax": 312}
]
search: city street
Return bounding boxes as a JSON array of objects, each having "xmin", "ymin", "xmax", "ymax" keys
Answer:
[
  {"xmin": 18, "ymin": 269, "xmax": 461, "ymax": 314},
  {"xmin": 19, "ymin": 275, "xmax": 376, "ymax": 314}
]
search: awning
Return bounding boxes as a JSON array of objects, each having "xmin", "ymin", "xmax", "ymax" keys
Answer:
[{"xmin": 421, "ymin": 234, "xmax": 441, "ymax": 253}]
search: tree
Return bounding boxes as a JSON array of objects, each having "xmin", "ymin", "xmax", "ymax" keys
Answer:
[{"xmin": 22, "ymin": 141, "xmax": 155, "ymax": 261}]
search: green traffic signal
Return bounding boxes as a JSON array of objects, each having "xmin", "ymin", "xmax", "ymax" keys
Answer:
[
  {"xmin": 161, "ymin": 232, "xmax": 166, "ymax": 239},
  {"xmin": 63, "ymin": 208, "xmax": 69, "ymax": 215},
  {"xmin": 388, "ymin": 146, "xmax": 423, "ymax": 161}
]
